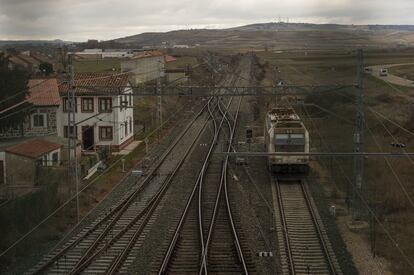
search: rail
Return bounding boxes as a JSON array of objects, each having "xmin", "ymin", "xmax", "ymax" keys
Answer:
[
  {"xmin": 31, "ymin": 99, "xmax": 211, "ymax": 274},
  {"xmin": 274, "ymin": 179, "xmax": 339, "ymax": 275}
]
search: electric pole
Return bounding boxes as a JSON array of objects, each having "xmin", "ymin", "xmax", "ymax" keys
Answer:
[
  {"xmin": 352, "ymin": 49, "xmax": 364, "ymax": 221},
  {"xmin": 67, "ymin": 54, "xmax": 80, "ymax": 224},
  {"xmin": 157, "ymin": 60, "xmax": 164, "ymax": 127}
]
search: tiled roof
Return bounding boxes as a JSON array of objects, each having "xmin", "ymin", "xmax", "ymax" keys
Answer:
[
  {"xmin": 9, "ymin": 56, "xmax": 28, "ymax": 67},
  {"xmin": 27, "ymin": 78, "xmax": 61, "ymax": 106},
  {"xmin": 15, "ymin": 54, "xmax": 41, "ymax": 66},
  {"xmin": 30, "ymin": 53, "xmax": 55, "ymax": 64},
  {"xmin": 165, "ymin": 55, "xmax": 177, "ymax": 62},
  {"xmin": 59, "ymin": 72, "xmax": 130, "ymax": 95},
  {"xmin": 5, "ymin": 139, "xmax": 62, "ymax": 159}
]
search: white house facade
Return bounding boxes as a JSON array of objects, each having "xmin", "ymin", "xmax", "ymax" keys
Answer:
[{"xmin": 57, "ymin": 73, "xmax": 134, "ymax": 152}]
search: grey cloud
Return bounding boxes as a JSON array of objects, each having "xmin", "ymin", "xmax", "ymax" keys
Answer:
[{"xmin": 0, "ymin": 0, "xmax": 413, "ymax": 41}]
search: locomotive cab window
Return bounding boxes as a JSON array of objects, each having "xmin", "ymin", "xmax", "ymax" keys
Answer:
[
  {"xmin": 290, "ymin": 134, "xmax": 305, "ymax": 145},
  {"xmin": 275, "ymin": 133, "xmax": 305, "ymax": 152}
]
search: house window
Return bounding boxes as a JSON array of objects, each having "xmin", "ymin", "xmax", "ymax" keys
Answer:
[
  {"xmin": 39, "ymin": 154, "xmax": 48, "ymax": 166},
  {"xmin": 99, "ymin": 97, "xmax": 112, "ymax": 112},
  {"xmin": 129, "ymin": 117, "xmax": 132, "ymax": 133},
  {"xmin": 63, "ymin": 97, "xmax": 77, "ymax": 112},
  {"xmin": 64, "ymin": 126, "xmax": 77, "ymax": 138},
  {"xmin": 81, "ymin": 98, "xmax": 94, "ymax": 112},
  {"xmin": 120, "ymin": 95, "xmax": 128, "ymax": 108},
  {"xmin": 125, "ymin": 121, "xmax": 128, "ymax": 136},
  {"xmin": 32, "ymin": 114, "xmax": 45, "ymax": 127},
  {"xmin": 99, "ymin": 126, "xmax": 113, "ymax": 140},
  {"xmin": 0, "ymin": 160, "xmax": 4, "ymax": 185},
  {"xmin": 52, "ymin": 152, "xmax": 59, "ymax": 165},
  {"xmin": 128, "ymin": 94, "xmax": 132, "ymax": 106}
]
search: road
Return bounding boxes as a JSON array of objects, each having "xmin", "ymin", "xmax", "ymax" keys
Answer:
[{"xmin": 367, "ymin": 63, "xmax": 414, "ymax": 87}]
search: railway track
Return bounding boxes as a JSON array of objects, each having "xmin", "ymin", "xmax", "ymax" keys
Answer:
[
  {"xmin": 199, "ymin": 97, "xmax": 251, "ymax": 274},
  {"xmin": 28, "ymin": 56, "xmax": 255, "ymax": 275},
  {"xmin": 28, "ymin": 100, "xmax": 214, "ymax": 275},
  {"xmin": 157, "ymin": 95, "xmax": 252, "ymax": 274},
  {"xmin": 273, "ymin": 179, "xmax": 342, "ymax": 275}
]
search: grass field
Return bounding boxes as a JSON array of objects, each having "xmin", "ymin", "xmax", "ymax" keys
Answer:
[
  {"xmin": 390, "ymin": 65, "xmax": 414, "ymax": 81},
  {"xmin": 74, "ymin": 58, "xmax": 125, "ymax": 73},
  {"xmin": 166, "ymin": 56, "xmax": 198, "ymax": 69}
]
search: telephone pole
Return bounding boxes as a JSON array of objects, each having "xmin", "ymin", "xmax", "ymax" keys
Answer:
[
  {"xmin": 352, "ymin": 49, "xmax": 365, "ymax": 220},
  {"xmin": 67, "ymin": 54, "xmax": 80, "ymax": 224}
]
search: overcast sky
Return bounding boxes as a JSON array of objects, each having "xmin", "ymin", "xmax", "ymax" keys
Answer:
[{"xmin": 0, "ymin": 0, "xmax": 413, "ymax": 41}]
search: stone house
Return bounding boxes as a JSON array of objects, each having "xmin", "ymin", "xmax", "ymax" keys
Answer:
[{"xmin": 0, "ymin": 78, "xmax": 61, "ymax": 138}]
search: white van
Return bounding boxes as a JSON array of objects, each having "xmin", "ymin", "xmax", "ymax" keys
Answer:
[{"xmin": 380, "ymin": 68, "xmax": 388, "ymax": 77}]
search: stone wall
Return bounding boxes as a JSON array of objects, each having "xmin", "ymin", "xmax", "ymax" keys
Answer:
[
  {"xmin": 2, "ymin": 153, "xmax": 70, "ymax": 199},
  {"xmin": 6, "ymin": 154, "xmax": 36, "ymax": 187},
  {"xmin": 0, "ymin": 107, "xmax": 58, "ymax": 139}
]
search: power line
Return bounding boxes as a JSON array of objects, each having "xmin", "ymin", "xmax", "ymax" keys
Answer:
[
  {"xmin": 300, "ymin": 103, "xmax": 414, "ymax": 272},
  {"xmin": 365, "ymin": 122, "xmax": 414, "ymax": 207},
  {"xmin": 0, "ymin": 96, "xmax": 189, "ymax": 259},
  {"xmin": 368, "ymin": 107, "xmax": 414, "ymax": 138},
  {"xmin": 0, "ymin": 78, "xmax": 49, "ymax": 105}
]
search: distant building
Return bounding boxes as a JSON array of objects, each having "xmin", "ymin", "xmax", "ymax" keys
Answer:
[
  {"xmin": 7, "ymin": 51, "xmax": 55, "ymax": 73},
  {"xmin": 0, "ymin": 78, "xmax": 61, "ymax": 138},
  {"xmin": 57, "ymin": 72, "xmax": 134, "ymax": 152},
  {"xmin": 86, "ymin": 39, "xmax": 99, "ymax": 48},
  {"xmin": 30, "ymin": 52, "xmax": 56, "ymax": 72},
  {"xmin": 73, "ymin": 49, "xmax": 134, "ymax": 59},
  {"xmin": 102, "ymin": 50, "xmax": 134, "ymax": 59},
  {"xmin": 8, "ymin": 54, "xmax": 41, "ymax": 73},
  {"xmin": 173, "ymin": 45, "xmax": 190, "ymax": 48},
  {"xmin": 82, "ymin": 49, "xmax": 103, "ymax": 54},
  {"xmin": 121, "ymin": 51, "xmax": 165, "ymax": 85}
]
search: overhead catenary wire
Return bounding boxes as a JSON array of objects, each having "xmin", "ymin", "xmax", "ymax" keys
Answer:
[
  {"xmin": 364, "ymin": 122, "xmax": 414, "ymax": 207},
  {"xmin": 0, "ymin": 78, "xmax": 49, "ymax": 105},
  {"xmin": 300, "ymin": 103, "xmax": 414, "ymax": 273},
  {"xmin": 0, "ymin": 97, "xmax": 189, "ymax": 259},
  {"xmin": 291, "ymin": 68, "xmax": 414, "ymax": 208},
  {"xmin": 0, "ymin": 56, "xmax": 189, "ymax": 256},
  {"xmin": 370, "ymin": 110, "xmax": 414, "ymax": 166},
  {"xmin": 368, "ymin": 107, "xmax": 414, "ymax": 138},
  {"xmin": 275, "ymin": 58, "xmax": 414, "ymax": 271},
  {"xmin": 0, "ymin": 65, "xmax": 161, "ymax": 116},
  {"xmin": 352, "ymin": 72, "xmax": 414, "ymax": 207}
]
